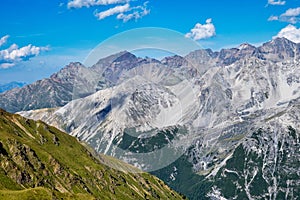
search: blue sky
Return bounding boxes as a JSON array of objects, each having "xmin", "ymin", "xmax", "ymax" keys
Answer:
[{"xmin": 0, "ymin": 0, "xmax": 300, "ymax": 83}]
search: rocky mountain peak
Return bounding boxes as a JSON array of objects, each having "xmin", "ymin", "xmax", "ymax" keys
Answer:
[
  {"xmin": 50, "ymin": 62, "xmax": 86, "ymax": 81},
  {"xmin": 270, "ymin": 37, "xmax": 296, "ymax": 45},
  {"xmin": 238, "ymin": 43, "xmax": 256, "ymax": 50},
  {"xmin": 258, "ymin": 37, "xmax": 299, "ymax": 61},
  {"xmin": 113, "ymin": 51, "xmax": 137, "ymax": 62},
  {"xmin": 91, "ymin": 51, "xmax": 139, "ymax": 76},
  {"xmin": 92, "ymin": 51, "xmax": 135, "ymax": 66},
  {"xmin": 161, "ymin": 55, "xmax": 186, "ymax": 68}
]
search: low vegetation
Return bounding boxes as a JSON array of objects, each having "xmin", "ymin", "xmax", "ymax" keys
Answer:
[{"xmin": 0, "ymin": 109, "xmax": 183, "ymax": 200}]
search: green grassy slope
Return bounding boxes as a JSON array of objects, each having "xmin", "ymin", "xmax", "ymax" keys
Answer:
[{"xmin": 0, "ymin": 109, "xmax": 184, "ymax": 200}]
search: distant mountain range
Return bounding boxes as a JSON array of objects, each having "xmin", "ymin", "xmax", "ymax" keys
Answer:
[
  {"xmin": 0, "ymin": 82, "xmax": 26, "ymax": 93},
  {"xmin": 0, "ymin": 109, "xmax": 184, "ymax": 199},
  {"xmin": 2, "ymin": 37, "xmax": 300, "ymax": 113},
  {"xmin": 2, "ymin": 37, "xmax": 300, "ymax": 199}
]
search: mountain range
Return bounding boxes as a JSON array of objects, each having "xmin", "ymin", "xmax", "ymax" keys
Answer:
[
  {"xmin": 0, "ymin": 82, "xmax": 26, "ymax": 94},
  {"xmin": 3, "ymin": 37, "xmax": 300, "ymax": 113},
  {"xmin": 1, "ymin": 37, "xmax": 300, "ymax": 199}
]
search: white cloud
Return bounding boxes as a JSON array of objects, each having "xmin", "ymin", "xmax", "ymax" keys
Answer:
[
  {"xmin": 268, "ymin": 0, "xmax": 286, "ymax": 5},
  {"xmin": 268, "ymin": 15, "xmax": 279, "ymax": 21},
  {"xmin": 116, "ymin": 2, "xmax": 150, "ymax": 22},
  {"xmin": 273, "ymin": 24, "xmax": 300, "ymax": 43},
  {"xmin": 185, "ymin": 19, "xmax": 216, "ymax": 41},
  {"xmin": 0, "ymin": 36, "xmax": 49, "ymax": 69},
  {"xmin": 281, "ymin": 7, "xmax": 300, "ymax": 24},
  {"xmin": 0, "ymin": 35, "xmax": 9, "ymax": 47},
  {"xmin": 68, "ymin": 0, "xmax": 127, "ymax": 8},
  {"xmin": 0, "ymin": 63, "xmax": 15, "ymax": 69},
  {"xmin": 271, "ymin": 7, "xmax": 300, "ymax": 24},
  {"xmin": 94, "ymin": 2, "xmax": 150, "ymax": 22},
  {"xmin": 94, "ymin": 3, "xmax": 130, "ymax": 20},
  {"xmin": 281, "ymin": 7, "xmax": 300, "ymax": 17},
  {"xmin": 67, "ymin": 0, "xmax": 150, "ymax": 23}
]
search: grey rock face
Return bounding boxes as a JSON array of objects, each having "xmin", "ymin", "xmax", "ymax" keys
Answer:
[{"xmin": 0, "ymin": 62, "xmax": 89, "ymax": 113}]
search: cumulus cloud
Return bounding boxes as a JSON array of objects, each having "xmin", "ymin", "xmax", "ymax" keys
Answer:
[
  {"xmin": 67, "ymin": 0, "xmax": 150, "ymax": 22},
  {"xmin": 282, "ymin": 7, "xmax": 300, "ymax": 17},
  {"xmin": 0, "ymin": 35, "xmax": 49, "ymax": 69},
  {"xmin": 68, "ymin": 0, "xmax": 127, "ymax": 8},
  {"xmin": 185, "ymin": 19, "xmax": 216, "ymax": 41},
  {"xmin": 273, "ymin": 24, "xmax": 300, "ymax": 43},
  {"xmin": 280, "ymin": 7, "xmax": 300, "ymax": 24},
  {"xmin": 116, "ymin": 2, "xmax": 150, "ymax": 22},
  {"xmin": 94, "ymin": 3, "xmax": 130, "ymax": 20},
  {"xmin": 268, "ymin": 0, "xmax": 286, "ymax": 5},
  {"xmin": 268, "ymin": 15, "xmax": 279, "ymax": 21},
  {"xmin": 270, "ymin": 7, "xmax": 300, "ymax": 24},
  {"xmin": 0, "ymin": 35, "xmax": 9, "ymax": 47}
]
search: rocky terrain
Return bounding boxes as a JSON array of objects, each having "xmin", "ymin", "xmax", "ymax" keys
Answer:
[
  {"xmin": 9, "ymin": 37, "xmax": 300, "ymax": 199},
  {"xmin": 5, "ymin": 37, "xmax": 299, "ymax": 114},
  {"xmin": 0, "ymin": 51, "xmax": 161, "ymax": 113},
  {"xmin": 0, "ymin": 109, "xmax": 184, "ymax": 200},
  {"xmin": 0, "ymin": 62, "xmax": 90, "ymax": 113},
  {"xmin": 153, "ymin": 101, "xmax": 300, "ymax": 199}
]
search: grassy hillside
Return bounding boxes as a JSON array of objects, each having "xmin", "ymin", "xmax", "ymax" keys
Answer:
[{"xmin": 0, "ymin": 109, "xmax": 184, "ymax": 200}]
